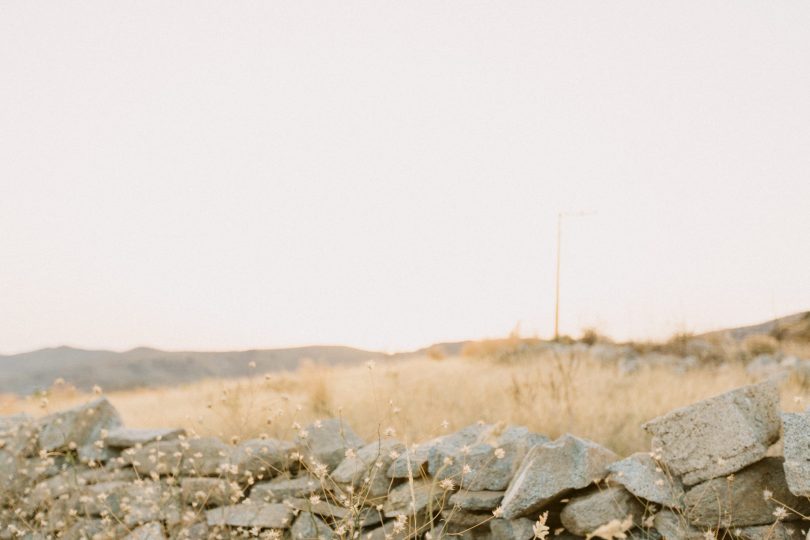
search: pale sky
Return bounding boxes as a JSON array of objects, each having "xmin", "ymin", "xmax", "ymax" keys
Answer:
[{"xmin": 1, "ymin": 2, "xmax": 809, "ymax": 355}]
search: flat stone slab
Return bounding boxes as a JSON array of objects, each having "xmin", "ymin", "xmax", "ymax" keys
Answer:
[
  {"xmin": 781, "ymin": 412, "xmax": 810, "ymax": 497},
  {"xmin": 206, "ymin": 502, "xmax": 294, "ymax": 528},
  {"xmin": 105, "ymin": 428, "xmax": 185, "ymax": 448},
  {"xmin": 490, "ymin": 518, "xmax": 535, "ymax": 540},
  {"xmin": 559, "ymin": 486, "xmax": 643, "ymax": 536},
  {"xmin": 642, "ymin": 381, "xmax": 781, "ymax": 485},
  {"xmin": 683, "ymin": 457, "xmax": 810, "ymax": 527},
  {"xmin": 180, "ymin": 477, "xmax": 243, "ymax": 507},
  {"xmin": 448, "ymin": 490, "xmax": 504, "ymax": 511},
  {"xmin": 607, "ymin": 452, "xmax": 684, "ymax": 508},
  {"xmin": 500, "ymin": 434, "xmax": 618, "ymax": 519},
  {"xmin": 38, "ymin": 397, "xmax": 123, "ymax": 462}
]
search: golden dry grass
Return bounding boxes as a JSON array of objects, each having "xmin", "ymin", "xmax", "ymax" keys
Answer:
[{"xmin": 2, "ymin": 350, "xmax": 809, "ymax": 457}]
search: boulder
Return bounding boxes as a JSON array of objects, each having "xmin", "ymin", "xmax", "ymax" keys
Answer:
[
  {"xmin": 383, "ymin": 479, "xmax": 448, "ymax": 518},
  {"xmin": 37, "ymin": 398, "xmax": 123, "ymax": 462},
  {"xmin": 180, "ymin": 477, "xmax": 243, "ymax": 507},
  {"xmin": 126, "ymin": 437, "xmax": 231, "ymax": 477},
  {"xmin": 559, "ymin": 486, "xmax": 644, "ymax": 536},
  {"xmin": 430, "ymin": 425, "xmax": 548, "ymax": 491},
  {"xmin": 124, "ymin": 522, "xmax": 166, "ymax": 540},
  {"xmin": 448, "ymin": 490, "xmax": 504, "ymax": 512},
  {"xmin": 733, "ymin": 523, "xmax": 805, "ymax": 540},
  {"xmin": 500, "ymin": 434, "xmax": 618, "ymax": 519},
  {"xmin": 607, "ymin": 452, "xmax": 684, "ymax": 508},
  {"xmin": 205, "ymin": 502, "xmax": 294, "ymax": 528},
  {"xmin": 295, "ymin": 418, "xmax": 364, "ymax": 471},
  {"xmin": 388, "ymin": 424, "xmax": 492, "ymax": 480},
  {"xmin": 105, "ymin": 428, "xmax": 185, "ymax": 448},
  {"xmin": 652, "ymin": 510, "xmax": 703, "ymax": 540},
  {"xmin": 332, "ymin": 438, "xmax": 404, "ymax": 497},
  {"xmin": 231, "ymin": 438, "xmax": 296, "ymax": 481},
  {"xmin": 0, "ymin": 414, "xmax": 39, "ymax": 457},
  {"xmin": 250, "ymin": 475, "xmax": 323, "ymax": 502},
  {"xmin": 291, "ymin": 511, "xmax": 334, "ymax": 539},
  {"xmin": 781, "ymin": 412, "xmax": 810, "ymax": 497},
  {"xmin": 642, "ymin": 381, "xmax": 781, "ymax": 485},
  {"xmin": 490, "ymin": 518, "xmax": 536, "ymax": 540},
  {"xmin": 683, "ymin": 457, "xmax": 810, "ymax": 527}
]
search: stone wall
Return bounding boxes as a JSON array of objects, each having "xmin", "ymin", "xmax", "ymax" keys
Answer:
[{"xmin": 1, "ymin": 381, "xmax": 808, "ymax": 540}]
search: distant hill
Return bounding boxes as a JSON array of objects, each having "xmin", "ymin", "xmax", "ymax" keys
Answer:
[
  {"xmin": 700, "ymin": 311, "xmax": 810, "ymax": 342},
  {"xmin": 0, "ymin": 341, "xmax": 472, "ymax": 396}
]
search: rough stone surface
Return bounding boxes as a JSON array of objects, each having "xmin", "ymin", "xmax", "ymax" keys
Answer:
[
  {"xmin": 106, "ymin": 427, "xmax": 185, "ymax": 448},
  {"xmin": 231, "ymin": 438, "xmax": 295, "ymax": 481},
  {"xmin": 383, "ymin": 479, "xmax": 448, "ymax": 518},
  {"xmin": 126, "ymin": 437, "xmax": 232, "ymax": 477},
  {"xmin": 500, "ymin": 434, "xmax": 618, "ymax": 519},
  {"xmin": 37, "ymin": 397, "xmax": 123, "ymax": 462},
  {"xmin": 652, "ymin": 510, "xmax": 703, "ymax": 540},
  {"xmin": 431, "ymin": 425, "xmax": 548, "ymax": 491},
  {"xmin": 296, "ymin": 418, "xmax": 364, "ymax": 471},
  {"xmin": 607, "ymin": 452, "xmax": 684, "ymax": 508},
  {"xmin": 250, "ymin": 475, "xmax": 325, "ymax": 502},
  {"xmin": 125, "ymin": 522, "xmax": 167, "ymax": 540},
  {"xmin": 448, "ymin": 490, "xmax": 504, "ymax": 511},
  {"xmin": 559, "ymin": 486, "xmax": 644, "ymax": 536},
  {"xmin": 734, "ymin": 523, "xmax": 806, "ymax": 540},
  {"xmin": 683, "ymin": 457, "xmax": 810, "ymax": 527},
  {"xmin": 205, "ymin": 502, "xmax": 294, "ymax": 528},
  {"xmin": 291, "ymin": 511, "xmax": 334, "ymax": 539},
  {"xmin": 781, "ymin": 412, "xmax": 810, "ymax": 497},
  {"xmin": 332, "ymin": 438, "xmax": 404, "ymax": 496},
  {"xmin": 180, "ymin": 477, "xmax": 242, "ymax": 507},
  {"xmin": 490, "ymin": 518, "xmax": 536, "ymax": 540},
  {"xmin": 642, "ymin": 381, "xmax": 781, "ymax": 485}
]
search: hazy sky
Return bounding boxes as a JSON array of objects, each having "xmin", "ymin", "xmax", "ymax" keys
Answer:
[{"xmin": 2, "ymin": 2, "xmax": 809, "ymax": 354}]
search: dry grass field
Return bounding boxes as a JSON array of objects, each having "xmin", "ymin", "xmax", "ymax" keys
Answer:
[{"xmin": 3, "ymin": 343, "xmax": 809, "ymax": 457}]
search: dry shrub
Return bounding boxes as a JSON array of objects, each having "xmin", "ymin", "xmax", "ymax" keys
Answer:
[
  {"xmin": 743, "ymin": 334, "xmax": 780, "ymax": 357},
  {"xmin": 426, "ymin": 345, "xmax": 447, "ymax": 361}
]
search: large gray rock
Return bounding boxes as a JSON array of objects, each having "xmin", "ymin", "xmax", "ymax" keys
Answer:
[
  {"xmin": 431, "ymin": 425, "xmax": 548, "ymax": 491},
  {"xmin": 781, "ymin": 412, "xmax": 810, "ymax": 497},
  {"xmin": 683, "ymin": 457, "xmax": 810, "ymax": 527},
  {"xmin": 231, "ymin": 438, "xmax": 296, "ymax": 481},
  {"xmin": 448, "ymin": 490, "xmax": 504, "ymax": 512},
  {"xmin": 105, "ymin": 427, "xmax": 185, "ymax": 448},
  {"xmin": 490, "ymin": 518, "xmax": 535, "ymax": 540},
  {"xmin": 383, "ymin": 479, "xmax": 448, "ymax": 518},
  {"xmin": 284, "ymin": 498, "xmax": 381, "ymax": 527},
  {"xmin": 180, "ymin": 477, "xmax": 243, "ymax": 507},
  {"xmin": 250, "ymin": 475, "xmax": 324, "ymax": 503},
  {"xmin": 332, "ymin": 438, "xmax": 404, "ymax": 497},
  {"xmin": 206, "ymin": 502, "xmax": 294, "ymax": 528},
  {"xmin": 124, "ymin": 522, "xmax": 166, "ymax": 540},
  {"xmin": 734, "ymin": 523, "xmax": 806, "ymax": 540},
  {"xmin": 37, "ymin": 398, "xmax": 123, "ymax": 462},
  {"xmin": 295, "ymin": 418, "xmax": 364, "ymax": 471},
  {"xmin": 388, "ymin": 424, "xmax": 492, "ymax": 480},
  {"xmin": 126, "ymin": 437, "xmax": 232, "ymax": 477},
  {"xmin": 0, "ymin": 414, "xmax": 39, "ymax": 457},
  {"xmin": 652, "ymin": 510, "xmax": 703, "ymax": 540},
  {"xmin": 607, "ymin": 452, "xmax": 684, "ymax": 508},
  {"xmin": 642, "ymin": 381, "xmax": 781, "ymax": 485},
  {"xmin": 291, "ymin": 511, "xmax": 334, "ymax": 539},
  {"xmin": 559, "ymin": 486, "xmax": 644, "ymax": 536},
  {"xmin": 500, "ymin": 434, "xmax": 618, "ymax": 519}
]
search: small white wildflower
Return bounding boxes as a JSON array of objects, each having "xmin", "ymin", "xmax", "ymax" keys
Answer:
[
  {"xmin": 492, "ymin": 506, "xmax": 503, "ymax": 518},
  {"xmin": 763, "ymin": 489, "xmax": 773, "ymax": 501},
  {"xmin": 533, "ymin": 511, "xmax": 549, "ymax": 540},
  {"xmin": 773, "ymin": 506, "xmax": 788, "ymax": 521},
  {"xmin": 494, "ymin": 448, "xmax": 506, "ymax": 459},
  {"xmin": 439, "ymin": 478, "xmax": 455, "ymax": 491}
]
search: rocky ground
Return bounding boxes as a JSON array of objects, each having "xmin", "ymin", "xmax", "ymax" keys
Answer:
[{"xmin": 1, "ymin": 381, "xmax": 809, "ymax": 539}]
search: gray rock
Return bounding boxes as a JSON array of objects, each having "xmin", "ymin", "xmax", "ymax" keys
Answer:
[
  {"xmin": 607, "ymin": 452, "xmax": 684, "ymax": 508},
  {"xmin": 249, "ymin": 475, "xmax": 338, "ymax": 503},
  {"xmin": 181, "ymin": 477, "xmax": 243, "ymax": 507},
  {"xmin": 126, "ymin": 437, "xmax": 232, "ymax": 477},
  {"xmin": 37, "ymin": 398, "xmax": 123, "ymax": 462},
  {"xmin": 205, "ymin": 502, "xmax": 294, "ymax": 528},
  {"xmin": 449, "ymin": 490, "xmax": 504, "ymax": 512},
  {"xmin": 490, "ymin": 518, "xmax": 535, "ymax": 540},
  {"xmin": 431, "ymin": 425, "xmax": 548, "ymax": 491},
  {"xmin": 652, "ymin": 510, "xmax": 703, "ymax": 540},
  {"xmin": 105, "ymin": 427, "xmax": 185, "ymax": 448},
  {"xmin": 733, "ymin": 523, "xmax": 806, "ymax": 540},
  {"xmin": 332, "ymin": 438, "xmax": 404, "ymax": 497},
  {"xmin": 124, "ymin": 522, "xmax": 166, "ymax": 540},
  {"xmin": 231, "ymin": 438, "xmax": 296, "ymax": 481},
  {"xmin": 296, "ymin": 418, "xmax": 364, "ymax": 471},
  {"xmin": 781, "ymin": 412, "xmax": 810, "ymax": 497},
  {"xmin": 683, "ymin": 457, "xmax": 810, "ymax": 527},
  {"xmin": 559, "ymin": 486, "xmax": 644, "ymax": 536},
  {"xmin": 440, "ymin": 509, "xmax": 490, "ymax": 529},
  {"xmin": 284, "ymin": 498, "xmax": 381, "ymax": 528},
  {"xmin": 0, "ymin": 414, "xmax": 39, "ymax": 457},
  {"xmin": 291, "ymin": 511, "xmax": 334, "ymax": 539},
  {"xmin": 387, "ymin": 424, "xmax": 493, "ymax": 480},
  {"xmin": 642, "ymin": 381, "xmax": 781, "ymax": 485},
  {"xmin": 383, "ymin": 479, "xmax": 449, "ymax": 518},
  {"xmin": 500, "ymin": 434, "xmax": 618, "ymax": 519}
]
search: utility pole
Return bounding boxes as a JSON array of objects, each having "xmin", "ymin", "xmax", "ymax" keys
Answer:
[{"xmin": 554, "ymin": 210, "xmax": 595, "ymax": 341}]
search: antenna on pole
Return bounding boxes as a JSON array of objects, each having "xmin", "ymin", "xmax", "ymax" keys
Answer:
[{"xmin": 554, "ymin": 210, "xmax": 596, "ymax": 341}]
